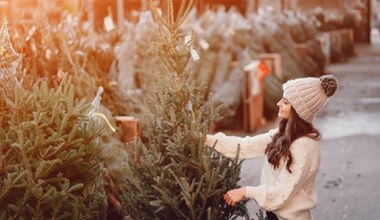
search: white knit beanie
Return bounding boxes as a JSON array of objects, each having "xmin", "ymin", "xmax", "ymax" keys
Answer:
[{"xmin": 283, "ymin": 75, "xmax": 338, "ymax": 123}]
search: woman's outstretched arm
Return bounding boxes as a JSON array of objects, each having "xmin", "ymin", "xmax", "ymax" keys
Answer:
[{"xmin": 205, "ymin": 128, "xmax": 277, "ymax": 159}]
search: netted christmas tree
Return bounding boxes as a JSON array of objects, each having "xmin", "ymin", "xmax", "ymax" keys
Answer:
[
  {"xmin": 121, "ymin": 1, "xmax": 249, "ymax": 219},
  {"xmin": 0, "ymin": 20, "xmax": 108, "ymax": 219},
  {"xmin": 0, "ymin": 20, "xmax": 19, "ymax": 98},
  {"xmin": 10, "ymin": 15, "xmax": 134, "ymax": 117}
]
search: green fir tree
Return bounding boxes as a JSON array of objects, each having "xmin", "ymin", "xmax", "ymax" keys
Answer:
[
  {"xmin": 0, "ymin": 75, "xmax": 108, "ymax": 219},
  {"xmin": 121, "ymin": 1, "xmax": 249, "ymax": 219}
]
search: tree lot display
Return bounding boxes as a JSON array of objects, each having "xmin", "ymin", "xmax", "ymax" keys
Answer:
[
  {"xmin": 116, "ymin": 7, "xmax": 352, "ymax": 125},
  {"xmin": 10, "ymin": 6, "xmax": 355, "ymax": 131},
  {"xmin": 1, "ymin": 3, "xmax": 357, "ymax": 219},
  {"xmin": 11, "ymin": 17, "xmax": 137, "ymax": 118}
]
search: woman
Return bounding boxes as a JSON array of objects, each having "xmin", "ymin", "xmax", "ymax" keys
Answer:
[{"xmin": 205, "ymin": 75, "xmax": 338, "ymax": 220}]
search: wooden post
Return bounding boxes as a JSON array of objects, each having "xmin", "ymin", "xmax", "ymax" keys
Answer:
[
  {"xmin": 366, "ymin": 0, "xmax": 371, "ymax": 43},
  {"xmin": 0, "ymin": 1, "xmax": 8, "ymax": 20},
  {"xmin": 280, "ymin": 0, "xmax": 285, "ymax": 10},
  {"xmin": 290, "ymin": 0, "xmax": 299, "ymax": 11},
  {"xmin": 88, "ymin": 0, "xmax": 95, "ymax": 33},
  {"xmin": 255, "ymin": 0, "xmax": 259, "ymax": 12},
  {"xmin": 242, "ymin": 61, "xmax": 265, "ymax": 133},
  {"xmin": 115, "ymin": 116, "xmax": 140, "ymax": 143},
  {"xmin": 141, "ymin": 0, "xmax": 148, "ymax": 11},
  {"xmin": 116, "ymin": 0, "xmax": 124, "ymax": 28},
  {"xmin": 246, "ymin": 0, "xmax": 258, "ymax": 14}
]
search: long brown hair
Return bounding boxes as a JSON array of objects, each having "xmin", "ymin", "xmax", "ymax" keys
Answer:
[{"xmin": 265, "ymin": 107, "xmax": 320, "ymax": 173}]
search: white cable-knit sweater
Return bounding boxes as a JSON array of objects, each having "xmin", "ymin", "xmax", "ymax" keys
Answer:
[{"xmin": 205, "ymin": 128, "xmax": 321, "ymax": 220}]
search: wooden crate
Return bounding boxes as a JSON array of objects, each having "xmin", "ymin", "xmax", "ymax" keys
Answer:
[
  {"xmin": 115, "ymin": 116, "xmax": 140, "ymax": 143},
  {"xmin": 242, "ymin": 61, "xmax": 265, "ymax": 133}
]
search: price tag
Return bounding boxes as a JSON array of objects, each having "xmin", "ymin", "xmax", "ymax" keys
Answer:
[
  {"xmin": 199, "ymin": 39, "xmax": 209, "ymax": 50},
  {"xmin": 45, "ymin": 49, "xmax": 52, "ymax": 60},
  {"xmin": 185, "ymin": 35, "xmax": 191, "ymax": 45},
  {"xmin": 104, "ymin": 15, "xmax": 114, "ymax": 32},
  {"xmin": 190, "ymin": 48, "xmax": 200, "ymax": 61}
]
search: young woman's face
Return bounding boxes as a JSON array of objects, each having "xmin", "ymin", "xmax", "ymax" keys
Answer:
[{"xmin": 277, "ymin": 97, "xmax": 291, "ymax": 119}]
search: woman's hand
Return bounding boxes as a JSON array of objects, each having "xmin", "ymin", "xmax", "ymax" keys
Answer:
[{"xmin": 224, "ymin": 187, "xmax": 246, "ymax": 206}]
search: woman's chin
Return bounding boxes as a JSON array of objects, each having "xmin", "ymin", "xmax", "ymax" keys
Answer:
[{"xmin": 278, "ymin": 113, "xmax": 287, "ymax": 119}]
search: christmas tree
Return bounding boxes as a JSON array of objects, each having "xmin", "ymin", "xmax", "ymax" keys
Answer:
[
  {"xmin": 0, "ymin": 19, "xmax": 19, "ymax": 98},
  {"xmin": 121, "ymin": 1, "xmax": 249, "ymax": 219},
  {"xmin": 11, "ymin": 16, "xmax": 133, "ymax": 117},
  {"xmin": 0, "ymin": 21, "xmax": 108, "ymax": 218},
  {"xmin": 0, "ymin": 78, "xmax": 108, "ymax": 219}
]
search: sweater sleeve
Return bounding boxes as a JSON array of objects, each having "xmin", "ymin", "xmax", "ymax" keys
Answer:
[
  {"xmin": 245, "ymin": 138, "xmax": 318, "ymax": 211},
  {"xmin": 205, "ymin": 128, "xmax": 277, "ymax": 159}
]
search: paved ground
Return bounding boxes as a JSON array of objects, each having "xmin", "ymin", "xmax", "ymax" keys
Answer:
[{"xmin": 237, "ymin": 29, "xmax": 380, "ymax": 220}]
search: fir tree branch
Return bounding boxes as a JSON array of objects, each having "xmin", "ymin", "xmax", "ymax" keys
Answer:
[{"xmin": 175, "ymin": 0, "xmax": 193, "ymax": 27}]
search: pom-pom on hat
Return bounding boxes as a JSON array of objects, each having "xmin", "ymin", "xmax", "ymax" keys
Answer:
[{"xmin": 283, "ymin": 74, "xmax": 338, "ymax": 122}]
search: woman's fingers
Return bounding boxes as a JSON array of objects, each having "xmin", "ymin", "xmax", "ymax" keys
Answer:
[
  {"xmin": 224, "ymin": 187, "xmax": 246, "ymax": 206},
  {"xmin": 224, "ymin": 193, "xmax": 233, "ymax": 206},
  {"xmin": 224, "ymin": 195, "xmax": 236, "ymax": 206}
]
